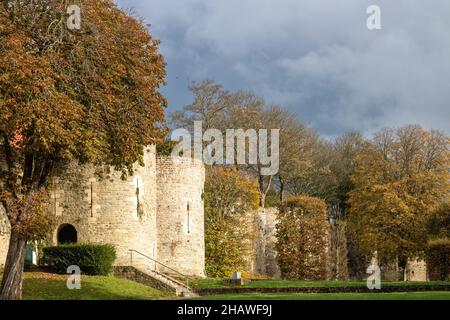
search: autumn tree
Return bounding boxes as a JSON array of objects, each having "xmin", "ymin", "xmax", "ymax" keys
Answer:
[
  {"xmin": 262, "ymin": 106, "xmax": 315, "ymax": 204},
  {"xmin": 0, "ymin": 0, "xmax": 166, "ymax": 299},
  {"xmin": 278, "ymin": 132, "xmax": 364, "ymax": 279},
  {"xmin": 329, "ymin": 132, "xmax": 365, "ymax": 279},
  {"xmin": 282, "ymin": 132, "xmax": 363, "ymax": 209},
  {"xmin": 171, "ymin": 80, "xmax": 238, "ymax": 132},
  {"xmin": 275, "ymin": 195, "xmax": 329, "ymax": 280},
  {"xmin": 427, "ymin": 202, "xmax": 450, "ymax": 239},
  {"xmin": 347, "ymin": 125, "xmax": 449, "ymax": 272},
  {"xmin": 171, "ymin": 81, "xmax": 268, "ymax": 204},
  {"xmin": 204, "ymin": 167, "xmax": 259, "ymax": 277},
  {"xmin": 328, "ymin": 220, "xmax": 349, "ymax": 280},
  {"xmin": 172, "ymin": 80, "xmax": 314, "ymax": 207},
  {"xmin": 226, "ymin": 104, "xmax": 311, "ymax": 208},
  {"xmin": 281, "ymin": 138, "xmax": 336, "ymax": 203}
]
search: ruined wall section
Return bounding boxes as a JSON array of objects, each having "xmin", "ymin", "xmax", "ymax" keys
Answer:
[
  {"xmin": 405, "ymin": 259, "xmax": 428, "ymax": 281},
  {"xmin": 156, "ymin": 156, "xmax": 205, "ymax": 277},
  {"xmin": 248, "ymin": 208, "xmax": 281, "ymax": 278}
]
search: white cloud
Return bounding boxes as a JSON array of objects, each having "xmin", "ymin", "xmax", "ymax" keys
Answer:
[{"xmin": 117, "ymin": 0, "xmax": 450, "ymax": 137}]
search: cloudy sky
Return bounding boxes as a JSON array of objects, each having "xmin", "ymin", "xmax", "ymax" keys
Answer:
[{"xmin": 116, "ymin": 0, "xmax": 450, "ymax": 138}]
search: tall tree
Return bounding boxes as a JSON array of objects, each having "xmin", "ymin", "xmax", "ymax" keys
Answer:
[
  {"xmin": 328, "ymin": 220, "xmax": 349, "ymax": 280},
  {"xmin": 281, "ymin": 138, "xmax": 336, "ymax": 203},
  {"xmin": 264, "ymin": 106, "xmax": 316, "ymax": 205},
  {"xmin": 172, "ymin": 80, "xmax": 314, "ymax": 207},
  {"xmin": 204, "ymin": 167, "xmax": 259, "ymax": 277},
  {"xmin": 329, "ymin": 132, "xmax": 365, "ymax": 278},
  {"xmin": 329, "ymin": 132, "xmax": 364, "ymax": 212},
  {"xmin": 171, "ymin": 80, "xmax": 236, "ymax": 132},
  {"xmin": 427, "ymin": 202, "xmax": 450, "ymax": 239},
  {"xmin": 279, "ymin": 131, "xmax": 364, "ymax": 278},
  {"xmin": 347, "ymin": 125, "xmax": 449, "ymax": 270},
  {"xmin": 0, "ymin": 0, "xmax": 166, "ymax": 299}
]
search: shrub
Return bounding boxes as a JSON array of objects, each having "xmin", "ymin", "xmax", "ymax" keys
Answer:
[
  {"xmin": 42, "ymin": 244, "xmax": 116, "ymax": 275},
  {"xmin": 276, "ymin": 195, "xmax": 330, "ymax": 280},
  {"xmin": 427, "ymin": 238, "xmax": 450, "ymax": 281}
]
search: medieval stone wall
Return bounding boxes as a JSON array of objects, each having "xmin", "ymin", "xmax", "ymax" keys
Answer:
[
  {"xmin": 249, "ymin": 208, "xmax": 281, "ymax": 278},
  {"xmin": 0, "ymin": 147, "xmax": 207, "ymax": 277},
  {"xmin": 156, "ymin": 156, "xmax": 205, "ymax": 277},
  {"xmin": 405, "ymin": 259, "xmax": 428, "ymax": 281},
  {"xmin": 0, "ymin": 206, "xmax": 10, "ymax": 270},
  {"xmin": 49, "ymin": 145, "xmax": 158, "ymax": 269}
]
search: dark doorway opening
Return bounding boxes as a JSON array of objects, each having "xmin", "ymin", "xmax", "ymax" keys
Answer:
[{"xmin": 57, "ymin": 224, "xmax": 77, "ymax": 244}]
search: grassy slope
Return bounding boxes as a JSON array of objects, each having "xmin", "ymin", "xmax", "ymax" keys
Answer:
[
  {"xmin": 21, "ymin": 272, "xmax": 172, "ymax": 300},
  {"xmin": 195, "ymin": 291, "xmax": 450, "ymax": 300},
  {"xmin": 190, "ymin": 278, "xmax": 450, "ymax": 289}
]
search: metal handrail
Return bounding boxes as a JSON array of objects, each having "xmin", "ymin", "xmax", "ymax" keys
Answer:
[{"xmin": 128, "ymin": 249, "xmax": 192, "ymax": 287}]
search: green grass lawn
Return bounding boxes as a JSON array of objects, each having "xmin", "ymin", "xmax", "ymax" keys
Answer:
[
  {"xmin": 195, "ymin": 291, "xmax": 450, "ymax": 300},
  {"xmin": 190, "ymin": 278, "xmax": 450, "ymax": 289},
  {"xmin": 20, "ymin": 272, "xmax": 173, "ymax": 300},
  {"xmin": 1, "ymin": 272, "xmax": 449, "ymax": 300}
]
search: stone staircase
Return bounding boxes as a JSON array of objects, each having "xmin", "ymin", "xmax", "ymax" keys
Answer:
[
  {"xmin": 114, "ymin": 265, "xmax": 197, "ymax": 297},
  {"xmin": 145, "ymin": 269, "xmax": 197, "ymax": 297},
  {"xmin": 114, "ymin": 249, "xmax": 198, "ymax": 298}
]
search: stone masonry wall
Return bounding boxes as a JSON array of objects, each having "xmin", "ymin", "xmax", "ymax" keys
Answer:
[
  {"xmin": 0, "ymin": 206, "xmax": 10, "ymax": 270},
  {"xmin": 248, "ymin": 208, "xmax": 281, "ymax": 278},
  {"xmin": 405, "ymin": 259, "xmax": 428, "ymax": 281},
  {"xmin": 156, "ymin": 156, "xmax": 205, "ymax": 277},
  {"xmin": 0, "ymin": 147, "xmax": 209, "ymax": 277},
  {"xmin": 49, "ymin": 146, "xmax": 158, "ymax": 269}
]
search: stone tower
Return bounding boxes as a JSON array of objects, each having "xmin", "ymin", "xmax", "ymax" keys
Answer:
[
  {"xmin": 0, "ymin": 147, "xmax": 206, "ymax": 277},
  {"xmin": 156, "ymin": 156, "xmax": 205, "ymax": 277},
  {"xmin": 49, "ymin": 145, "xmax": 158, "ymax": 269}
]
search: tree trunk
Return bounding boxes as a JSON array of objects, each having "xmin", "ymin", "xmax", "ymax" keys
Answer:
[
  {"xmin": 259, "ymin": 193, "xmax": 266, "ymax": 208},
  {"xmin": 0, "ymin": 230, "xmax": 27, "ymax": 300},
  {"xmin": 258, "ymin": 174, "xmax": 273, "ymax": 209},
  {"xmin": 279, "ymin": 177, "xmax": 284, "ymax": 203}
]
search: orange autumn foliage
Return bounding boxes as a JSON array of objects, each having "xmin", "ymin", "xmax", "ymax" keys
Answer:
[
  {"xmin": 276, "ymin": 195, "xmax": 330, "ymax": 280},
  {"xmin": 0, "ymin": 0, "xmax": 167, "ymax": 299},
  {"xmin": 347, "ymin": 125, "xmax": 449, "ymax": 263}
]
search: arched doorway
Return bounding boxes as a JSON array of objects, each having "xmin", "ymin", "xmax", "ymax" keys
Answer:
[{"xmin": 57, "ymin": 224, "xmax": 77, "ymax": 244}]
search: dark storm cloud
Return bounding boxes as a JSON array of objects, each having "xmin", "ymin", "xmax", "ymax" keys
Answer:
[{"xmin": 116, "ymin": 0, "xmax": 450, "ymax": 137}]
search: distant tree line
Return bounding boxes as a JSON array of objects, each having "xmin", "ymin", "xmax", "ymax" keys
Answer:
[{"xmin": 170, "ymin": 80, "xmax": 449, "ymax": 280}]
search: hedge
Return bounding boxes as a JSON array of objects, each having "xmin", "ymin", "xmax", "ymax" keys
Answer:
[
  {"xmin": 276, "ymin": 195, "xmax": 329, "ymax": 280},
  {"xmin": 427, "ymin": 238, "xmax": 450, "ymax": 281},
  {"xmin": 42, "ymin": 244, "xmax": 116, "ymax": 275}
]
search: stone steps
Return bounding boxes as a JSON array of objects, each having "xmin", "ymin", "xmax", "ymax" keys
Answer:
[
  {"xmin": 145, "ymin": 269, "xmax": 197, "ymax": 297},
  {"xmin": 113, "ymin": 265, "xmax": 197, "ymax": 298}
]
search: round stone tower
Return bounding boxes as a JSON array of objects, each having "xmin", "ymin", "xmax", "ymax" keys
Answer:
[
  {"xmin": 50, "ymin": 145, "xmax": 158, "ymax": 269},
  {"xmin": 156, "ymin": 156, "xmax": 205, "ymax": 277}
]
